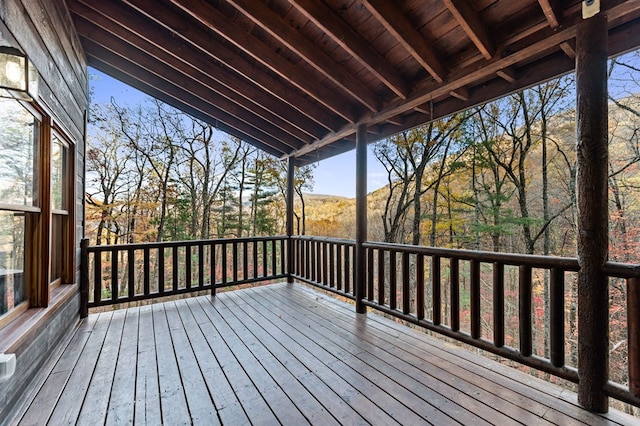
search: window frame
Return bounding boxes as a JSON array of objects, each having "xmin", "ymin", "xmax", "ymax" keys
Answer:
[
  {"xmin": 0, "ymin": 98, "xmax": 76, "ymax": 330},
  {"xmin": 49, "ymin": 127, "xmax": 75, "ymax": 289},
  {"xmin": 0, "ymin": 98, "xmax": 42, "ymax": 328}
]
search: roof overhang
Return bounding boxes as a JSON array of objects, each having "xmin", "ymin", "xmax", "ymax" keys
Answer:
[{"xmin": 66, "ymin": 0, "xmax": 640, "ymax": 165}]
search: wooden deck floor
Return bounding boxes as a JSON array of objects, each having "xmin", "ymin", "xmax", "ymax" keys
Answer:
[{"xmin": 13, "ymin": 283, "xmax": 639, "ymax": 425}]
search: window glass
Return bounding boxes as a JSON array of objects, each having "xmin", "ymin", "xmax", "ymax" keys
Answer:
[
  {"xmin": 0, "ymin": 98, "xmax": 39, "ymax": 207},
  {"xmin": 51, "ymin": 135, "xmax": 67, "ymax": 211},
  {"xmin": 0, "ymin": 211, "xmax": 26, "ymax": 317},
  {"xmin": 50, "ymin": 130, "xmax": 72, "ymax": 285}
]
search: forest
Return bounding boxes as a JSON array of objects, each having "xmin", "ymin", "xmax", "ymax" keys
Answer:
[
  {"xmin": 86, "ymin": 50, "xmax": 640, "ymax": 412},
  {"xmin": 87, "ymin": 51, "xmax": 640, "ymax": 264}
]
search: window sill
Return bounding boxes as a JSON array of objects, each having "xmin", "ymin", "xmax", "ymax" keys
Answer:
[{"xmin": 0, "ymin": 284, "xmax": 78, "ymax": 354}]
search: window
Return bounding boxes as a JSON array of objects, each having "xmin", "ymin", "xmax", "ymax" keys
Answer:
[
  {"xmin": 50, "ymin": 131, "xmax": 72, "ymax": 286},
  {"xmin": 0, "ymin": 97, "xmax": 39, "ymax": 321},
  {"xmin": 0, "ymin": 97, "xmax": 75, "ymax": 328}
]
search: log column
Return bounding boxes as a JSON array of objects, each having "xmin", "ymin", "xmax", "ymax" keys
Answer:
[
  {"xmin": 576, "ymin": 12, "xmax": 609, "ymax": 412},
  {"xmin": 355, "ymin": 124, "xmax": 367, "ymax": 313},
  {"xmin": 286, "ymin": 156, "xmax": 295, "ymax": 283}
]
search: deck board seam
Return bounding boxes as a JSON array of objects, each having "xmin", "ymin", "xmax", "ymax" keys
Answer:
[{"xmin": 219, "ymin": 289, "xmax": 438, "ymax": 425}]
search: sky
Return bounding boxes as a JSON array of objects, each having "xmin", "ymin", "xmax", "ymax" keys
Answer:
[{"xmin": 89, "ymin": 69, "xmax": 388, "ymax": 198}]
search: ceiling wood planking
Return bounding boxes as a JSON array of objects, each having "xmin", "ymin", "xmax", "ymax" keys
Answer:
[
  {"xmin": 66, "ymin": 0, "xmax": 640, "ymax": 162},
  {"xmin": 288, "ymin": 0, "xmax": 411, "ymax": 99},
  {"xmin": 226, "ymin": 0, "xmax": 379, "ymax": 112},
  {"xmin": 114, "ymin": 0, "xmax": 343, "ymax": 132},
  {"xmin": 165, "ymin": 0, "xmax": 359, "ymax": 124},
  {"xmin": 70, "ymin": 4, "xmax": 320, "ymax": 145},
  {"xmin": 292, "ymin": 0, "xmax": 638, "ymax": 158},
  {"xmin": 362, "ymin": 0, "xmax": 446, "ymax": 83},
  {"xmin": 443, "ymin": 0, "xmax": 495, "ymax": 60},
  {"xmin": 81, "ymin": 39, "xmax": 298, "ymax": 155},
  {"xmin": 85, "ymin": 57, "xmax": 287, "ymax": 159}
]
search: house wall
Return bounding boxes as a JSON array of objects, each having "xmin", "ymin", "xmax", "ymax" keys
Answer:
[{"xmin": 0, "ymin": 0, "xmax": 87, "ymax": 422}]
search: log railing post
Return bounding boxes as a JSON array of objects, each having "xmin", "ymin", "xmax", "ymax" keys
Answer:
[
  {"xmin": 576, "ymin": 12, "xmax": 609, "ymax": 412},
  {"xmin": 286, "ymin": 157, "xmax": 295, "ymax": 283},
  {"xmin": 80, "ymin": 238, "xmax": 89, "ymax": 318},
  {"xmin": 355, "ymin": 124, "xmax": 367, "ymax": 313}
]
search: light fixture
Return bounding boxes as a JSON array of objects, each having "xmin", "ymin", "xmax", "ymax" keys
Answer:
[{"xmin": 0, "ymin": 46, "xmax": 38, "ymax": 101}]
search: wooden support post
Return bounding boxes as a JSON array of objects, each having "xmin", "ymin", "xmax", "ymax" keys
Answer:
[
  {"xmin": 286, "ymin": 156, "xmax": 295, "ymax": 283},
  {"xmin": 576, "ymin": 12, "xmax": 609, "ymax": 413},
  {"xmin": 355, "ymin": 124, "xmax": 367, "ymax": 314},
  {"xmin": 80, "ymin": 238, "xmax": 89, "ymax": 318}
]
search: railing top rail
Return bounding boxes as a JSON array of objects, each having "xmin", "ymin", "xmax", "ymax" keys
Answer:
[
  {"xmin": 83, "ymin": 234, "xmax": 640, "ymax": 279},
  {"xmin": 291, "ymin": 235, "xmax": 356, "ymax": 245},
  {"xmin": 602, "ymin": 261, "xmax": 640, "ymax": 279},
  {"xmin": 364, "ymin": 241, "xmax": 581, "ymax": 271},
  {"xmin": 85, "ymin": 235, "xmax": 287, "ymax": 252}
]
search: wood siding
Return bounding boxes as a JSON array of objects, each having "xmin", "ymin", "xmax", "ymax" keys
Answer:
[{"xmin": 0, "ymin": 0, "xmax": 87, "ymax": 422}]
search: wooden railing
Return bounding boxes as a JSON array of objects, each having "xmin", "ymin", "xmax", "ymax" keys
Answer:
[
  {"xmin": 80, "ymin": 234, "xmax": 640, "ymax": 408},
  {"xmin": 289, "ymin": 236, "xmax": 356, "ymax": 300},
  {"xmin": 291, "ymin": 236, "xmax": 640, "ymax": 408},
  {"xmin": 80, "ymin": 236, "xmax": 287, "ymax": 313}
]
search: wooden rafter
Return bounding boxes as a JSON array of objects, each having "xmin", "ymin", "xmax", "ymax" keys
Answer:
[
  {"xmin": 70, "ymin": 1, "xmax": 324, "ymax": 144},
  {"xmin": 74, "ymin": 19, "xmax": 304, "ymax": 150},
  {"xmin": 449, "ymin": 87, "xmax": 470, "ymax": 101},
  {"xmin": 227, "ymin": 0, "xmax": 379, "ymax": 112},
  {"xmin": 560, "ymin": 40, "xmax": 576, "ymax": 59},
  {"xmin": 166, "ymin": 0, "xmax": 358, "ymax": 123},
  {"xmin": 362, "ymin": 0, "xmax": 446, "ymax": 83},
  {"xmin": 288, "ymin": 0, "xmax": 411, "ymax": 99},
  {"xmin": 496, "ymin": 67, "xmax": 517, "ymax": 83},
  {"xmin": 292, "ymin": 0, "xmax": 640, "ymax": 158},
  {"xmin": 84, "ymin": 45, "xmax": 289, "ymax": 156},
  {"xmin": 114, "ymin": 0, "xmax": 342, "ymax": 131},
  {"xmin": 64, "ymin": 0, "xmax": 640, "ymax": 163},
  {"xmin": 538, "ymin": 0, "xmax": 561, "ymax": 28},
  {"xmin": 443, "ymin": 0, "xmax": 495, "ymax": 60}
]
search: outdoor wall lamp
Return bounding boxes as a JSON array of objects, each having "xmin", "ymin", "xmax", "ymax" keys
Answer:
[{"xmin": 0, "ymin": 46, "xmax": 38, "ymax": 102}]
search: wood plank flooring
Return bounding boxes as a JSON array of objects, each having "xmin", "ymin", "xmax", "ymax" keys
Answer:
[{"xmin": 13, "ymin": 283, "xmax": 640, "ymax": 425}]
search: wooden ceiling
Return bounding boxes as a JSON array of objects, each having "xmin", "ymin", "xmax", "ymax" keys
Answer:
[{"xmin": 66, "ymin": 0, "xmax": 640, "ymax": 165}]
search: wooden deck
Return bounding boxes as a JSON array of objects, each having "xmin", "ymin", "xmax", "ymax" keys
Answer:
[{"xmin": 13, "ymin": 283, "xmax": 638, "ymax": 425}]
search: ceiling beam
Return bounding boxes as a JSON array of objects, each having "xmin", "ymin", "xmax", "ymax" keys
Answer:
[
  {"xmin": 164, "ymin": 0, "xmax": 357, "ymax": 123},
  {"xmin": 538, "ymin": 0, "xmax": 561, "ymax": 28},
  {"xmin": 70, "ymin": 2, "xmax": 322, "ymax": 143},
  {"xmin": 292, "ymin": 0, "xmax": 640, "ymax": 159},
  {"xmin": 443, "ymin": 0, "xmax": 495, "ymax": 60},
  {"xmin": 106, "ymin": 0, "xmax": 341, "ymax": 132},
  {"xmin": 496, "ymin": 67, "xmax": 517, "ymax": 83},
  {"xmin": 294, "ymin": 2, "xmax": 624, "ymax": 158},
  {"xmin": 227, "ymin": 0, "xmax": 379, "ymax": 112},
  {"xmin": 288, "ymin": 0, "xmax": 411, "ymax": 99},
  {"xmin": 74, "ymin": 19, "xmax": 305, "ymax": 150},
  {"xmin": 362, "ymin": 0, "xmax": 446, "ymax": 83},
  {"xmin": 81, "ymin": 38, "xmax": 298, "ymax": 155}
]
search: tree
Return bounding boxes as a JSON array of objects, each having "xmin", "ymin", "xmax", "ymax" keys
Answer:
[
  {"xmin": 374, "ymin": 114, "xmax": 468, "ymax": 245},
  {"xmin": 85, "ymin": 103, "xmax": 134, "ymax": 245},
  {"xmin": 475, "ymin": 79, "xmax": 573, "ymax": 254}
]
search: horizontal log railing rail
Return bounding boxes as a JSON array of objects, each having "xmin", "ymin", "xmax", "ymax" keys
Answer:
[
  {"xmin": 80, "ymin": 236, "xmax": 287, "ymax": 313},
  {"xmin": 80, "ymin": 235, "xmax": 640, "ymax": 409}
]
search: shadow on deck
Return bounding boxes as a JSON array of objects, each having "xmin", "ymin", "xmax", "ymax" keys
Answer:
[{"xmin": 14, "ymin": 283, "xmax": 638, "ymax": 425}]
